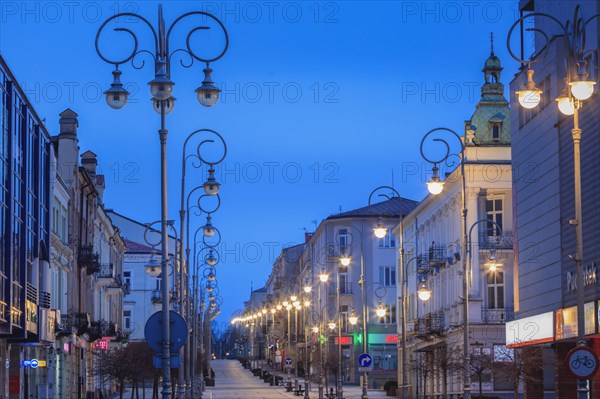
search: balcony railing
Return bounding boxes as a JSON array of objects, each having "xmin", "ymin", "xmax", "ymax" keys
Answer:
[
  {"xmin": 56, "ymin": 312, "xmax": 90, "ymax": 336},
  {"xmin": 417, "ymin": 243, "xmax": 448, "ymax": 273},
  {"xmin": 98, "ymin": 264, "xmax": 113, "ymax": 279},
  {"xmin": 482, "ymin": 307, "xmax": 514, "ymax": 324},
  {"xmin": 79, "ymin": 244, "xmax": 100, "ymax": 274},
  {"xmin": 413, "ymin": 312, "xmax": 445, "ymax": 339},
  {"xmin": 88, "ymin": 320, "xmax": 117, "ymax": 341},
  {"xmin": 478, "ymin": 231, "xmax": 513, "ymax": 249}
]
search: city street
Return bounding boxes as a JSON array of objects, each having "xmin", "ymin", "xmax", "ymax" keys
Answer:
[{"xmin": 204, "ymin": 360, "xmax": 388, "ymax": 399}]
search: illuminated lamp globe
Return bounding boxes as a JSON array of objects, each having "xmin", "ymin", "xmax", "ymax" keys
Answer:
[
  {"xmin": 328, "ymin": 322, "xmax": 336, "ymax": 330},
  {"xmin": 417, "ymin": 284, "xmax": 432, "ymax": 301},
  {"xmin": 348, "ymin": 314, "xmax": 358, "ymax": 326},
  {"xmin": 556, "ymin": 95, "xmax": 575, "ymax": 116},
  {"xmin": 340, "ymin": 256, "xmax": 351, "ymax": 267},
  {"xmin": 373, "ymin": 218, "xmax": 387, "ymax": 239},
  {"xmin": 375, "ymin": 306, "xmax": 386, "ymax": 318},
  {"xmin": 570, "ymin": 80, "xmax": 596, "ymax": 101},
  {"xmin": 319, "ymin": 273, "xmax": 329, "ymax": 283}
]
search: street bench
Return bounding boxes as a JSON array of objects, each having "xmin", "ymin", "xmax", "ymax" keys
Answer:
[{"xmin": 293, "ymin": 388, "xmax": 305, "ymax": 396}]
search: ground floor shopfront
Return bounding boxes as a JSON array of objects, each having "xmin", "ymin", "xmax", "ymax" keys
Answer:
[{"xmin": 507, "ymin": 301, "xmax": 600, "ymax": 398}]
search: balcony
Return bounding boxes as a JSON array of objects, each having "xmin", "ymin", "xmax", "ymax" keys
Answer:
[
  {"xmin": 88, "ymin": 320, "xmax": 117, "ymax": 341},
  {"xmin": 417, "ymin": 243, "xmax": 448, "ymax": 274},
  {"xmin": 122, "ymin": 282, "xmax": 131, "ymax": 296},
  {"xmin": 96, "ymin": 264, "xmax": 114, "ymax": 287},
  {"xmin": 56, "ymin": 312, "xmax": 90, "ymax": 336},
  {"xmin": 106, "ymin": 275, "xmax": 123, "ymax": 294},
  {"xmin": 413, "ymin": 312, "xmax": 445, "ymax": 339},
  {"xmin": 482, "ymin": 307, "xmax": 514, "ymax": 324},
  {"xmin": 478, "ymin": 231, "xmax": 513, "ymax": 250},
  {"xmin": 79, "ymin": 244, "xmax": 100, "ymax": 274}
]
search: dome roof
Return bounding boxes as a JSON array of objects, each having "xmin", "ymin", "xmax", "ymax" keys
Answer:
[{"xmin": 484, "ymin": 53, "xmax": 502, "ymax": 70}]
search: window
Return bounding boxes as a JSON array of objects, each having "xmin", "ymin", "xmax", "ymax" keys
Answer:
[
  {"xmin": 487, "ymin": 271, "xmax": 504, "ymax": 309},
  {"xmin": 379, "ymin": 266, "xmax": 396, "ymax": 287},
  {"xmin": 123, "ymin": 271, "xmax": 131, "ymax": 285},
  {"xmin": 339, "ymin": 273, "xmax": 351, "ymax": 294},
  {"xmin": 123, "ymin": 310, "xmax": 131, "ymax": 330},
  {"xmin": 341, "ymin": 305, "xmax": 348, "ymax": 332},
  {"xmin": 338, "ymin": 229, "xmax": 348, "ymax": 255},
  {"xmin": 370, "ymin": 344, "xmax": 397, "ymax": 370},
  {"xmin": 378, "ymin": 228, "xmax": 396, "ymax": 248},
  {"xmin": 491, "ymin": 122, "xmax": 501, "ymax": 141},
  {"xmin": 378, "ymin": 304, "xmax": 396, "ymax": 324},
  {"xmin": 485, "ymin": 198, "xmax": 503, "ymax": 235}
]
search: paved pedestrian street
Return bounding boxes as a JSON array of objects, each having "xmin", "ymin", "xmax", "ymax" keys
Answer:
[{"xmin": 204, "ymin": 360, "xmax": 388, "ymax": 399}]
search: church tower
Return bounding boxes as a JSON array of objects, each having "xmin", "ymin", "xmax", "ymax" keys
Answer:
[{"xmin": 465, "ymin": 33, "xmax": 511, "ymax": 146}]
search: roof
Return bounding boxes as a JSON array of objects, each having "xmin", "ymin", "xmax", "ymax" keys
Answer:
[
  {"xmin": 123, "ymin": 239, "xmax": 155, "ymax": 253},
  {"xmin": 326, "ymin": 196, "xmax": 419, "ymax": 220}
]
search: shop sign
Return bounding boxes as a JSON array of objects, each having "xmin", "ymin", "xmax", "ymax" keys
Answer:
[
  {"xmin": 506, "ymin": 311, "xmax": 554, "ymax": 347},
  {"xmin": 21, "ymin": 359, "xmax": 45, "ymax": 368},
  {"xmin": 333, "ymin": 336, "xmax": 353, "ymax": 345},
  {"xmin": 567, "ymin": 262, "xmax": 597, "ymax": 291}
]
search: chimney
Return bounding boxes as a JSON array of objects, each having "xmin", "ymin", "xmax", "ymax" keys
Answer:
[
  {"xmin": 305, "ymin": 232, "xmax": 314, "ymax": 243},
  {"xmin": 57, "ymin": 109, "xmax": 79, "ymax": 187},
  {"xmin": 59, "ymin": 108, "xmax": 78, "ymax": 137},
  {"xmin": 81, "ymin": 151, "xmax": 98, "ymax": 180}
]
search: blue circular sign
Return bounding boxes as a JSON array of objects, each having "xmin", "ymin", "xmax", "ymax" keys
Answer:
[
  {"xmin": 30, "ymin": 359, "xmax": 38, "ymax": 369},
  {"xmin": 358, "ymin": 353, "xmax": 372, "ymax": 368},
  {"xmin": 144, "ymin": 311, "xmax": 188, "ymax": 354}
]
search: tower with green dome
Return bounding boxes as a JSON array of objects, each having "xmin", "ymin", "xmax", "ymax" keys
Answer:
[{"xmin": 464, "ymin": 34, "xmax": 511, "ymax": 147}]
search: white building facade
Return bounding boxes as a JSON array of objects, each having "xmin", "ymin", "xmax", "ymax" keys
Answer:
[{"xmin": 398, "ymin": 49, "xmax": 517, "ymax": 398}]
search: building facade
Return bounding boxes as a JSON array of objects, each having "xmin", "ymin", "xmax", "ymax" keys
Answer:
[
  {"xmin": 398, "ymin": 49, "xmax": 516, "ymax": 398},
  {"xmin": 508, "ymin": 0, "xmax": 600, "ymax": 397}
]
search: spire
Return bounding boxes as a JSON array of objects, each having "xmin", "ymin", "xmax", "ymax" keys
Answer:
[{"xmin": 490, "ymin": 32, "xmax": 495, "ymax": 56}]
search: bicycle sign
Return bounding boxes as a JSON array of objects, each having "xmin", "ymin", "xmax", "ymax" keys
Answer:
[{"xmin": 566, "ymin": 346, "xmax": 599, "ymax": 379}]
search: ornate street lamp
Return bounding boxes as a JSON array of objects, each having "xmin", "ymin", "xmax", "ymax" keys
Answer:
[
  {"xmin": 420, "ymin": 127, "xmax": 468, "ymax": 398},
  {"xmin": 96, "ymin": 6, "xmax": 228, "ymax": 399}
]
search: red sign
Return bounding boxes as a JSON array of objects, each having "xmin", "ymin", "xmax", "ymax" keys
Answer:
[
  {"xmin": 566, "ymin": 345, "xmax": 599, "ymax": 380},
  {"xmin": 385, "ymin": 335, "xmax": 398, "ymax": 343},
  {"xmin": 334, "ymin": 336, "xmax": 353, "ymax": 345}
]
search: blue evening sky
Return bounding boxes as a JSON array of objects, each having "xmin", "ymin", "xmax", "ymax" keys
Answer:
[{"xmin": 1, "ymin": 1, "xmax": 522, "ymax": 328}]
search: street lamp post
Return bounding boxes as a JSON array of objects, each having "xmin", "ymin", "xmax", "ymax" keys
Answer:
[
  {"xmin": 318, "ymin": 271, "xmax": 329, "ymax": 399},
  {"xmin": 180, "ymin": 129, "xmax": 226, "ymax": 397},
  {"xmin": 96, "ymin": 6, "xmax": 228, "ymax": 399},
  {"xmin": 367, "ymin": 186, "xmax": 406, "ymax": 399},
  {"xmin": 507, "ymin": 7, "xmax": 600, "ymax": 397},
  {"xmin": 419, "ymin": 128, "xmax": 468, "ymax": 398},
  {"xmin": 302, "ymin": 285, "xmax": 312, "ymax": 399},
  {"xmin": 336, "ymin": 225, "xmax": 367, "ymax": 399}
]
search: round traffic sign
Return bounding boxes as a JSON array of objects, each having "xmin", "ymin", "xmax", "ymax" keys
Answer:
[
  {"xmin": 358, "ymin": 353, "xmax": 373, "ymax": 368},
  {"xmin": 566, "ymin": 346, "xmax": 599, "ymax": 380},
  {"xmin": 30, "ymin": 359, "xmax": 38, "ymax": 369},
  {"xmin": 144, "ymin": 311, "xmax": 188, "ymax": 354}
]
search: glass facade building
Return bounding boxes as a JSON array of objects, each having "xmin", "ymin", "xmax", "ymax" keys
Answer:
[{"xmin": 0, "ymin": 55, "xmax": 51, "ymax": 339}]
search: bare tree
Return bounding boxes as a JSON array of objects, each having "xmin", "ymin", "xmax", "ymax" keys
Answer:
[
  {"xmin": 470, "ymin": 347, "xmax": 493, "ymax": 399},
  {"xmin": 493, "ymin": 345, "xmax": 543, "ymax": 399}
]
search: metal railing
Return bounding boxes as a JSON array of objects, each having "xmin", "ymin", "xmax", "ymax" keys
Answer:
[
  {"xmin": 328, "ymin": 282, "xmax": 353, "ymax": 295},
  {"xmin": 478, "ymin": 231, "xmax": 513, "ymax": 249},
  {"xmin": 151, "ymin": 289, "xmax": 162, "ymax": 303},
  {"xmin": 413, "ymin": 312, "xmax": 445, "ymax": 338},
  {"xmin": 98, "ymin": 264, "xmax": 114, "ymax": 279},
  {"xmin": 481, "ymin": 307, "xmax": 514, "ymax": 324}
]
